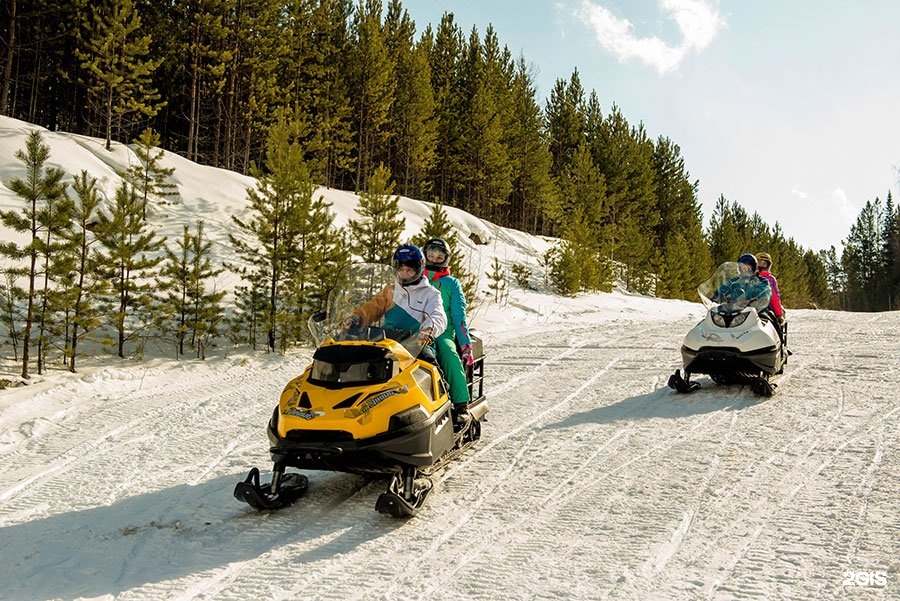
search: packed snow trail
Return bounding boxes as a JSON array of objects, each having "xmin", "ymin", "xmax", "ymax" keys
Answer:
[{"xmin": 0, "ymin": 309, "xmax": 896, "ymax": 600}]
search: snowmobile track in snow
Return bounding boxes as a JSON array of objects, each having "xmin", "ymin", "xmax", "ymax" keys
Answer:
[{"xmin": 1, "ymin": 311, "xmax": 897, "ymax": 600}]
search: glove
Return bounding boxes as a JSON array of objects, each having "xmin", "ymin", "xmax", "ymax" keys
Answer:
[
  {"xmin": 460, "ymin": 343, "xmax": 474, "ymax": 367},
  {"xmin": 345, "ymin": 315, "xmax": 362, "ymax": 329},
  {"xmin": 417, "ymin": 328, "xmax": 434, "ymax": 346}
]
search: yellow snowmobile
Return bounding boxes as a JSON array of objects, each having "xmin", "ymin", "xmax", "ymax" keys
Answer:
[{"xmin": 234, "ymin": 264, "xmax": 487, "ymax": 517}]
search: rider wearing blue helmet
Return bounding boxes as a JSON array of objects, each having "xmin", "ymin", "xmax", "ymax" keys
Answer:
[
  {"xmin": 348, "ymin": 244, "xmax": 447, "ymax": 346},
  {"xmin": 713, "ymin": 253, "xmax": 772, "ymax": 312}
]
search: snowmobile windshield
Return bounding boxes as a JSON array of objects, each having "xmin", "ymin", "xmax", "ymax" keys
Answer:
[
  {"xmin": 697, "ymin": 261, "xmax": 772, "ymax": 313},
  {"xmin": 309, "ymin": 343, "xmax": 400, "ymax": 387},
  {"xmin": 307, "ymin": 263, "xmax": 428, "ymax": 357}
]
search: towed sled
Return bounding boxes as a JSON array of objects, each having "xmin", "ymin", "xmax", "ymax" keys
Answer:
[
  {"xmin": 234, "ymin": 264, "xmax": 487, "ymax": 518},
  {"xmin": 668, "ymin": 261, "xmax": 789, "ymax": 397}
]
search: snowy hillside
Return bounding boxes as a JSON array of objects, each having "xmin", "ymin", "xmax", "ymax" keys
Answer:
[
  {"xmin": 0, "ymin": 115, "xmax": 548, "ymax": 299},
  {"xmin": 0, "ymin": 119, "xmax": 897, "ymax": 600}
]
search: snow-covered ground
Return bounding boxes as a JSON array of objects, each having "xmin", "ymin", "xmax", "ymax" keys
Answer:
[{"xmin": 0, "ymin": 118, "xmax": 897, "ymax": 600}]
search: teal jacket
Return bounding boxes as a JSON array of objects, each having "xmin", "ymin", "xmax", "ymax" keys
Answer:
[{"xmin": 425, "ymin": 268, "xmax": 472, "ymax": 347}]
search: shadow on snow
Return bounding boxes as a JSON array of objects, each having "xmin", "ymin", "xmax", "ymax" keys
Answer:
[
  {"xmin": 544, "ymin": 380, "xmax": 763, "ymax": 430},
  {"xmin": 0, "ymin": 471, "xmax": 400, "ymax": 600}
]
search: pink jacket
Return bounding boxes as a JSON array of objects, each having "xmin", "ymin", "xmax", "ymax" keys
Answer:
[{"xmin": 758, "ymin": 270, "xmax": 784, "ymax": 316}]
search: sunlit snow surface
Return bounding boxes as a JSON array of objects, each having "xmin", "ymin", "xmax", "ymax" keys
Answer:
[{"xmin": 0, "ymin": 117, "xmax": 896, "ymax": 600}]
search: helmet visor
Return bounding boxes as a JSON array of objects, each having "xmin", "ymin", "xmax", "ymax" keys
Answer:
[
  {"xmin": 425, "ymin": 248, "xmax": 447, "ymax": 264},
  {"xmin": 394, "ymin": 260, "xmax": 422, "ymax": 284}
]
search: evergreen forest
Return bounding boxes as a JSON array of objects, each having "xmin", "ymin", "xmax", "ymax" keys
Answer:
[{"xmin": 1, "ymin": 0, "xmax": 899, "ymax": 377}]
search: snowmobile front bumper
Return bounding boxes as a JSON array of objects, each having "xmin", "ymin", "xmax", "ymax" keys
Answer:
[
  {"xmin": 682, "ymin": 344, "xmax": 780, "ymax": 377},
  {"xmin": 266, "ymin": 402, "xmax": 456, "ymax": 475}
]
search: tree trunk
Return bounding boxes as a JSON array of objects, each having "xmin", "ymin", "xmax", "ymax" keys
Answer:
[
  {"xmin": 188, "ymin": 20, "xmax": 200, "ymax": 161},
  {"xmin": 105, "ymin": 83, "xmax": 114, "ymax": 150},
  {"xmin": 0, "ymin": 0, "xmax": 17, "ymax": 115},
  {"xmin": 117, "ymin": 265, "xmax": 127, "ymax": 358},
  {"xmin": 36, "ymin": 247, "xmax": 51, "ymax": 375},
  {"xmin": 21, "ymin": 245, "xmax": 36, "ymax": 379},
  {"xmin": 69, "ymin": 231, "xmax": 89, "ymax": 373},
  {"xmin": 27, "ymin": 19, "xmax": 42, "ymax": 123}
]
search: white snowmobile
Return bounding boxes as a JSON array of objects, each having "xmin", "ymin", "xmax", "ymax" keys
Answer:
[{"xmin": 668, "ymin": 261, "xmax": 789, "ymax": 397}]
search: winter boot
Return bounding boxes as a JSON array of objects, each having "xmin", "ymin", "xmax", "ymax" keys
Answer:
[{"xmin": 452, "ymin": 403, "xmax": 470, "ymax": 428}]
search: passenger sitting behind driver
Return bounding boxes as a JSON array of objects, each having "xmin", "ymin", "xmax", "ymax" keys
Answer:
[
  {"xmin": 345, "ymin": 244, "xmax": 447, "ymax": 356},
  {"xmin": 712, "ymin": 253, "xmax": 772, "ymax": 313}
]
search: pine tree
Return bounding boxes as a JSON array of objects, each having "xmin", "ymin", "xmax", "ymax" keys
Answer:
[
  {"xmin": 507, "ymin": 58, "xmax": 555, "ymax": 234},
  {"xmin": 0, "ymin": 130, "xmax": 66, "ymax": 378},
  {"xmin": 803, "ymin": 249, "xmax": 831, "ymax": 309},
  {"xmin": 552, "ymin": 142, "xmax": 612, "ymax": 291},
  {"xmin": 879, "ymin": 191, "xmax": 899, "ymax": 309},
  {"xmin": 546, "ymin": 206, "xmax": 608, "ymax": 295},
  {"xmin": 545, "ymin": 70, "xmax": 586, "ymax": 181},
  {"xmin": 385, "ymin": 0, "xmax": 437, "ymax": 199},
  {"xmin": 76, "ymin": 0, "xmax": 164, "ymax": 150},
  {"xmin": 159, "ymin": 221, "xmax": 225, "ymax": 359},
  {"xmin": 228, "ymin": 113, "xmax": 329, "ymax": 352},
  {"xmin": 485, "ymin": 257, "xmax": 508, "ymax": 304},
  {"xmin": 819, "ymin": 246, "xmax": 846, "ymax": 310},
  {"xmin": 591, "ymin": 108, "xmax": 659, "ymax": 290},
  {"xmin": 237, "ymin": 1, "xmax": 283, "ymax": 173},
  {"xmin": 842, "ymin": 198, "xmax": 884, "ymax": 311},
  {"xmin": 0, "ymin": 0, "xmax": 17, "ymax": 114},
  {"xmin": 65, "ymin": 170, "xmax": 106, "ymax": 372},
  {"xmin": 279, "ymin": 161, "xmax": 345, "ymax": 346},
  {"xmin": 348, "ymin": 163, "xmax": 405, "ymax": 262},
  {"xmin": 94, "ymin": 180, "xmax": 164, "ymax": 358},
  {"xmin": 459, "ymin": 26, "xmax": 513, "ymax": 221},
  {"xmin": 349, "ymin": 0, "xmax": 395, "ymax": 191},
  {"xmin": 186, "ymin": 221, "xmax": 225, "ymax": 358},
  {"xmin": 707, "ymin": 195, "xmax": 752, "ymax": 266},
  {"xmin": 158, "ymin": 224, "xmax": 193, "ymax": 356},
  {"xmin": 226, "ymin": 275, "xmax": 267, "ymax": 350},
  {"xmin": 33, "ymin": 158, "xmax": 73, "ymax": 374},
  {"xmin": 277, "ymin": 0, "xmax": 354, "ymax": 188},
  {"xmin": 651, "ymin": 136, "xmax": 710, "ymax": 299},
  {"xmin": 1, "ymin": 269, "xmax": 22, "ymax": 361},
  {"xmin": 427, "ymin": 13, "xmax": 466, "ymax": 208},
  {"xmin": 177, "ymin": 0, "xmax": 231, "ymax": 162},
  {"xmin": 1, "ymin": 0, "xmax": 85, "ymax": 129},
  {"xmin": 120, "ymin": 127, "xmax": 177, "ymax": 219}
]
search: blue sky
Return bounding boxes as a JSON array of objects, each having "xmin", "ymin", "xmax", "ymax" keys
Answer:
[{"xmin": 401, "ymin": 0, "xmax": 900, "ymax": 252}]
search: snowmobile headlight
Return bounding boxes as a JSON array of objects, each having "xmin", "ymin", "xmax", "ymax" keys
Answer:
[
  {"xmin": 388, "ymin": 405, "xmax": 429, "ymax": 432},
  {"xmin": 731, "ymin": 312, "xmax": 748, "ymax": 327},
  {"xmin": 711, "ymin": 312, "xmax": 727, "ymax": 327}
]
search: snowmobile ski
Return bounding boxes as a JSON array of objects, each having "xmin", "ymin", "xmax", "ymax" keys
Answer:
[
  {"xmin": 375, "ymin": 467, "xmax": 434, "ymax": 518},
  {"xmin": 750, "ymin": 376, "xmax": 776, "ymax": 397},
  {"xmin": 233, "ymin": 467, "xmax": 309, "ymax": 511},
  {"xmin": 668, "ymin": 369, "xmax": 701, "ymax": 393}
]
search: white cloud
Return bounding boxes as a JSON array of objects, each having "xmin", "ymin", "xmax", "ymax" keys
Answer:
[
  {"xmin": 830, "ymin": 188, "xmax": 858, "ymax": 225},
  {"xmin": 791, "ymin": 186, "xmax": 809, "ymax": 200},
  {"xmin": 578, "ymin": 0, "xmax": 725, "ymax": 74}
]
